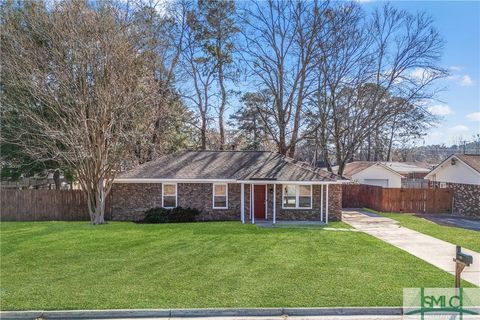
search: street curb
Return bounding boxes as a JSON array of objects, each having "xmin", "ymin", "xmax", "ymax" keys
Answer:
[{"xmin": 0, "ymin": 307, "xmax": 403, "ymax": 319}]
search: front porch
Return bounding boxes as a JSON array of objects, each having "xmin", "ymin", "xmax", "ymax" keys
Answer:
[
  {"xmin": 254, "ymin": 220, "xmax": 327, "ymax": 228},
  {"xmin": 239, "ymin": 182, "xmax": 334, "ymax": 224}
]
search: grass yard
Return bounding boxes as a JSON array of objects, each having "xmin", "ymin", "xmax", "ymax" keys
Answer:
[
  {"xmin": 0, "ymin": 221, "xmax": 473, "ymax": 311},
  {"xmin": 369, "ymin": 210, "xmax": 480, "ymax": 252}
]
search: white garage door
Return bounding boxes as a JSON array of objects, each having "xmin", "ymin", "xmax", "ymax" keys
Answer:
[{"xmin": 364, "ymin": 179, "xmax": 389, "ymax": 187}]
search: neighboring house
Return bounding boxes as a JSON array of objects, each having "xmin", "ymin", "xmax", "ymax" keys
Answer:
[
  {"xmin": 112, "ymin": 151, "xmax": 344, "ymax": 223},
  {"xmin": 382, "ymin": 162, "xmax": 432, "ymax": 179},
  {"xmin": 337, "ymin": 162, "xmax": 404, "ymax": 187},
  {"xmin": 338, "ymin": 161, "xmax": 431, "ymax": 188},
  {"xmin": 425, "ymin": 154, "xmax": 480, "ymax": 185}
]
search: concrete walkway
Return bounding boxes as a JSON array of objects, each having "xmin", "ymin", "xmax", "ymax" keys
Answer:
[{"xmin": 342, "ymin": 209, "xmax": 480, "ymax": 287}]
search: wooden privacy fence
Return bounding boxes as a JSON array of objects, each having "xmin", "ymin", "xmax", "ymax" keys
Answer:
[
  {"xmin": 0, "ymin": 189, "xmax": 112, "ymax": 221},
  {"xmin": 342, "ymin": 184, "xmax": 453, "ymax": 213}
]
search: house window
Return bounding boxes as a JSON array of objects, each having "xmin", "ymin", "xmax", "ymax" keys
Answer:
[
  {"xmin": 282, "ymin": 184, "xmax": 312, "ymax": 209},
  {"xmin": 162, "ymin": 183, "xmax": 177, "ymax": 208},
  {"xmin": 213, "ymin": 183, "xmax": 228, "ymax": 209}
]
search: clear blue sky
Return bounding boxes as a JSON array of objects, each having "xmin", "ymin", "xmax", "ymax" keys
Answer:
[{"xmin": 359, "ymin": 0, "xmax": 480, "ymax": 146}]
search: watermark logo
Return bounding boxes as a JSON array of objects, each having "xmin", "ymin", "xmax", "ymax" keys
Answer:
[{"xmin": 404, "ymin": 288, "xmax": 480, "ymax": 320}]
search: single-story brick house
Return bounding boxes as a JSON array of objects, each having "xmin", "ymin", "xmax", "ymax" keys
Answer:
[{"xmin": 111, "ymin": 150, "xmax": 345, "ymax": 223}]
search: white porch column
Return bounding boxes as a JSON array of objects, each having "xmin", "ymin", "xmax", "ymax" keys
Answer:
[
  {"xmin": 273, "ymin": 184, "xmax": 276, "ymax": 224},
  {"xmin": 251, "ymin": 183, "xmax": 255, "ymax": 224},
  {"xmin": 241, "ymin": 183, "xmax": 245, "ymax": 224},
  {"xmin": 320, "ymin": 184, "xmax": 324, "ymax": 222},
  {"xmin": 265, "ymin": 185, "xmax": 268, "ymax": 220},
  {"xmin": 325, "ymin": 184, "xmax": 329, "ymax": 224}
]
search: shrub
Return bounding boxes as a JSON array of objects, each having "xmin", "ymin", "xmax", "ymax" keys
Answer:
[{"xmin": 141, "ymin": 207, "xmax": 201, "ymax": 223}]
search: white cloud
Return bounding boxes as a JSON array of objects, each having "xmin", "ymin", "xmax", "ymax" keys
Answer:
[
  {"xmin": 427, "ymin": 104, "xmax": 454, "ymax": 116},
  {"xmin": 467, "ymin": 112, "xmax": 480, "ymax": 121},
  {"xmin": 449, "ymin": 66, "xmax": 463, "ymax": 72},
  {"xmin": 410, "ymin": 68, "xmax": 428, "ymax": 81},
  {"xmin": 460, "ymin": 75, "xmax": 474, "ymax": 86},
  {"xmin": 448, "ymin": 125, "xmax": 469, "ymax": 134}
]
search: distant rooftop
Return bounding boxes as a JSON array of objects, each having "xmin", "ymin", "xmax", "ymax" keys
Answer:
[
  {"xmin": 382, "ymin": 162, "xmax": 431, "ymax": 174},
  {"xmin": 336, "ymin": 161, "xmax": 431, "ymax": 179}
]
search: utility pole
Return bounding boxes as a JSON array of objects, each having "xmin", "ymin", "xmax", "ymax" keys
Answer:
[{"xmin": 462, "ymin": 140, "xmax": 468, "ymax": 154}]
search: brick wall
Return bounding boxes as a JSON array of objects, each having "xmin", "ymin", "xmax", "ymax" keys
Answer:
[
  {"xmin": 268, "ymin": 184, "xmax": 341, "ymax": 221},
  {"xmin": 110, "ymin": 183, "xmax": 241, "ymax": 221},
  {"xmin": 177, "ymin": 183, "xmax": 241, "ymax": 221},
  {"xmin": 109, "ymin": 183, "xmax": 162, "ymax": 221},
  {"xmin": 447, "ymin": 183, "xmax": 480, "ymax": 217},
  {"xmin": 110, "ymin": 182, "xmax": 342, "ymax": 222}
]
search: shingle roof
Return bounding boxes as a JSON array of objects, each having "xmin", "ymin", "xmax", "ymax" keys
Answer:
[
  {"xmin": 118, "ymin": 151, "xmax": 340, "ymax": 182},
  {"xmin": 338, "ymin": 161, "xmax": 430, "ymax": 179},
  {"xmin": 455, "ymin": 154, "xmax": 480, "ymax": 173},
  {"xmin": 340, "ymin": 162, "xmax": 376, "ymax": 178},
  {"xmin": 382, "ymin": 162, "xmax": 431, "ymax": 174}
]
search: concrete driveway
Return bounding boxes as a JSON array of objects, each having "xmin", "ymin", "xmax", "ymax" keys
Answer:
[
  {"xmin": 416, "ymin": 214, "xmax": 480, "ymax": 231},
  {"xmin": 342, "ymin": 209, "xmax": 480, "ymax": 287}
]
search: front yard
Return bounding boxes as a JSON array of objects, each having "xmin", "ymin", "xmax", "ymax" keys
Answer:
[
  {"xmin": 371, "ymin": 210, "xmax": 480, "ymax": 252},
  {"xmin": 0, "ymin": 221, "xmax": 472, "ymax": 310}
]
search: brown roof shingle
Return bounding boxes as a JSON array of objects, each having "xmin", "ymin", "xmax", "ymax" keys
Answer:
[
  {"xmin": 340, "ymin": 162, "xmax": 376, "ymax": 179},
  {"xmin": 118, "ymin": 150, "xmax": 340, "ymax": 182}
]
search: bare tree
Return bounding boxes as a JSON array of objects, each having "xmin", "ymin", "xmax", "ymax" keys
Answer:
[
  {"xmin": 1, "ymin": 1, "xmax": 158, "ymax": 224},
  {"xmin": 187, "ymin": 0, "xmax": 239, "ymax": 150},
  {"xmin": 240, "ymin": 0, "xmax": 326, "ymax": 157},
  {"xmin": 307, "ymin": 3, "xmax": 446, "ymax": 175},
  {"xmin": 131, "ymin": 0, "xmax": 194, "ymax": 161},
  {"xmin": 177, "ymin": 0, "xmax": 218, "ymax": 150}
]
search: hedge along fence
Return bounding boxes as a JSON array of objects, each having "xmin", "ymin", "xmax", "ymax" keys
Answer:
[
  {"xmin": 342, "ymin": 184, "xmax": 453, "ymax": 214},
  {"xmin": 0, "ymin": 189, "xmax": 112, "ymax": 221}
]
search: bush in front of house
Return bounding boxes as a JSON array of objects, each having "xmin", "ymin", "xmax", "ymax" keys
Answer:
[{"xmin": 141, "ymin": 207, "xmax": 201, "ymax": 223}]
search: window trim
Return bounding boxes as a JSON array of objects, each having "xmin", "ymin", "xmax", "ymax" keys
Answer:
[
  {"xmin": 282, "ymin": 184, "xmax": 313, "ymax": 209},
  {"xmin": 162, "ymin": 183, "xmax": 177, "ymax": 208},
  {"xmin": 212, "ymin": 183, "xmax": 228, "ymax": 209}
]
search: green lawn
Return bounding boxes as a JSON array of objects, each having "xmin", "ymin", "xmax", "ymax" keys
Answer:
[
  {"xmin": 0, "ymin": 221, "xmax": 473, "ymax": 311},
  {"xmin": 369, "ymin": 210, "xmax": 480, "ymax": 252}
]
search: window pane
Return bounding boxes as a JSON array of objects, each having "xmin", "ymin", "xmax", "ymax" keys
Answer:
[
  {"xmin": 163, "ymin": 196, "xmax": 176, "ymax": 207},
  {"xmin": 214, "ymin": 196, "xmax": 227, "ymax": 208},
  {"xmin": 284, "ymin": 185, "xmax": 296, "ymax": 196},
  {"xmin": 283, "ymin": 196, "xmax": 296, "ymax": 207},
  {"xmin": 299, "ymin": 185, "xmax": 311, "ymax": 196},
  {"xmin": 214, "ymin": 184, "xmax": 226, "ymax": 196},
  {"xmin": 163, "ymin": 184, "xmax": 176, "ymax": 196},
  {"xmin": 299, "ymin": 196, "xmax": 311, "ymax": 208}
]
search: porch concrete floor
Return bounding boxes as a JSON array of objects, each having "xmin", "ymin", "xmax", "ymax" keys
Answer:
[{"xmin": 254, "ymin": 220, "xmax": 326, "ymax": 228}]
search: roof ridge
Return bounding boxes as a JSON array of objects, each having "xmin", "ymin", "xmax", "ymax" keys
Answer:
[
  {"xmin": 277, "ymin": 154, "xmax": 337, "ymax": 179},
  {"xmin": 182, "ymin": 149, "xmax": 274, "ymax": 153}
]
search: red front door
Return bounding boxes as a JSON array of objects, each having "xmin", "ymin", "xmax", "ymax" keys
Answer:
[{"xmin": 254, "ymin": 185, "xmax": 266, "ymax": 219}]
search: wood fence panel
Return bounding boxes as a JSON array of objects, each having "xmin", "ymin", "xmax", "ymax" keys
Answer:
[
  {"xmin": 343, "ymin": 184, "xmax": 453, "ymax": 214},
  {"xmin": 0, "ymin": 190, "xmax": 90, "ymax": 221}
]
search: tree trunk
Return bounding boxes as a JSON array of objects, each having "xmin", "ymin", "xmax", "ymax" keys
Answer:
[
  {"xmin": 337, "ymin": 161, "xmax": 346, "ymax": 176},
  {"xmin": 278, "ymin": 123, "xmax": 288, "ymax": 155},
  {"xmin": 86, "ymin": 178, "xmax": 107, "ymax": 225},
  {"xmin": 287, "ymin": 145, "xmax": 295, "ymax": 158},
  {"xmin": 367, "ymin": 135, "xmax": 371, "ymax": 161},
  {"xmin": 53, "ymin": 169, "xmax": 61, "ymax": 189},
  {"xmin": 218, "ymin": 62, "xmax": 226, "ymax": 150},
  {"xmin": 386, "ymin": 118, "xmax": 397, "ymax": 161},
  {"xmin": 200, "ymin": 114, "xmax": 207, "ymax": 150},
  {"xmin": 323, "ymin": 147, "xmax": 333, "ymax": 173}
]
